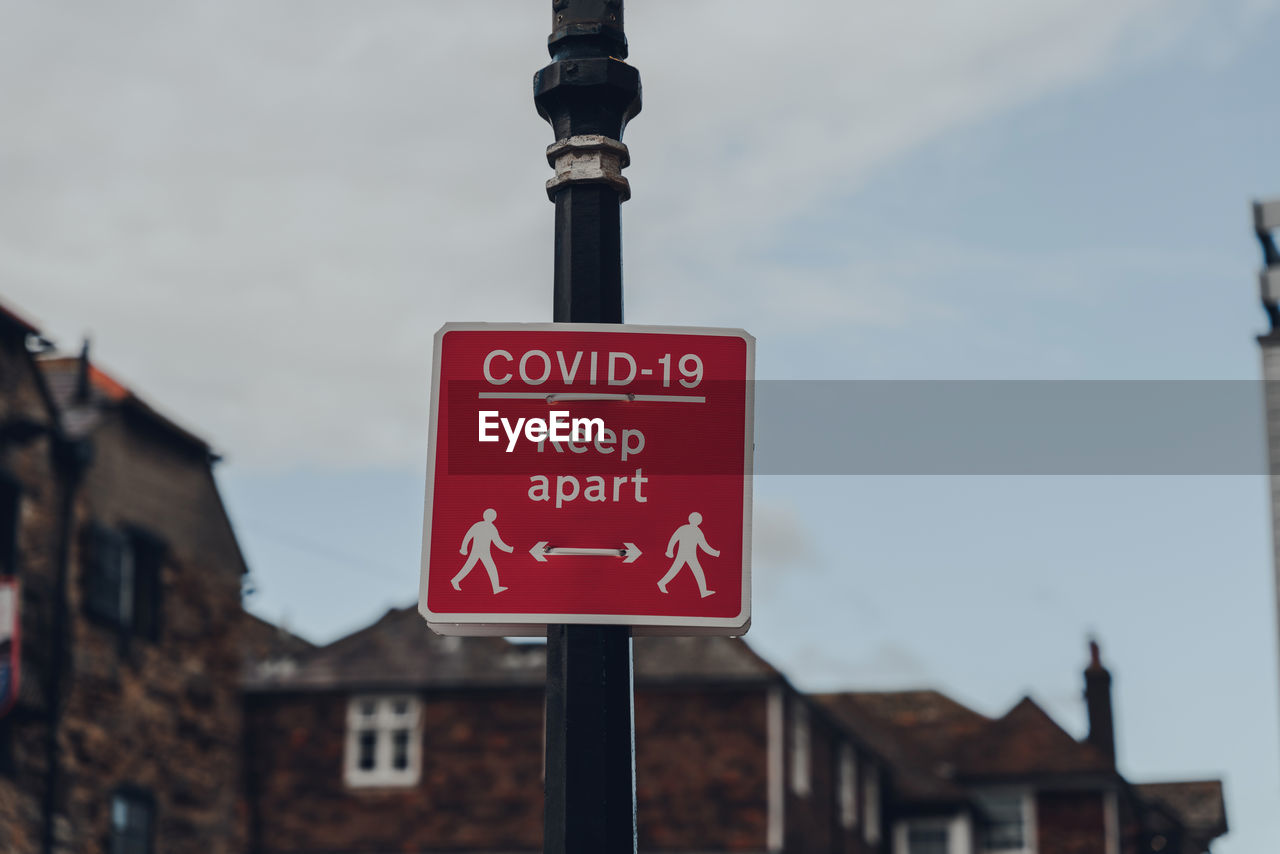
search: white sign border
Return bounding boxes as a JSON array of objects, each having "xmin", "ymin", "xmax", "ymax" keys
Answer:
[{"xmin": 418, "ymin": 322, "xmax": 755, "ymax": 637}]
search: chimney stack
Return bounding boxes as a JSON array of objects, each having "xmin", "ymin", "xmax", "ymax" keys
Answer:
[
  {"xmin": 1084, "ymin": 639, "xmax": 1115, "ymax": 765},
  {"xmin": 74, "ymin": 338, "xmax": 92, "ymax": 404}
]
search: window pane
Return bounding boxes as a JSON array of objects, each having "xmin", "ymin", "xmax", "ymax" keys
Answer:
[
  {"xmin": 908, "ymin": 825, "xmax": 949, "ymax": 854},
  {"xmin": 129, "ymin": 531, "xmax": 164, "ymax": 641},
  {"xmin": 839, "ymin": 745, "xmax": 857, "ymax": 828},
  {"xmin": 117, "ymin": 542, "xmax": 135, "ymax": 626},
  {"xmin": 790, "ymin": 701, "xmax": 810, "ymax": 795},
  {"xmin": 346, "ymin": 696, "xmax": 421, "ymax": 787},
  {"xmin": 978, "ymin": 793, "xmax": 1026, "ymax": 850},
  {"xmin": 863, "ymin": 772, "xmax": 881, "ymax": 844},
  {"xmin": 392, "ymin": 729, "xmax": 410, "ymax": 770},
  {"xmin": 358, "ymin": 730, "xmax": 377, "ymax": 770},
  {"xmin": 86, "ymin": 525, "xmax": 126, "ymax": 624},
  {"xmin": 987, "ymin": 824, "xmax": 1025, "ymax": 849},
  {"xmin": 128, "ymin": 801, "xmax": 152, "ymax": 834},
  {"xmin": 110, "ymin": 792, "xmax": 152, "ymax": 854}
]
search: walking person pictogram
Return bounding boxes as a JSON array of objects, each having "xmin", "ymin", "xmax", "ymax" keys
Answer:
[
  {"xmin": 453, "ymin": 509, "xmax": 513, "ymax": 594},
  {"xmin": 658, "ymin": 512, "xmax": 719, "ymax": 598}
]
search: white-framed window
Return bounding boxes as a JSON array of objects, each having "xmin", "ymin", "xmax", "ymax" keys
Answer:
[
  {"xmin": 864, "ymin": 767, "xmax": 882, "ymax": 844},
  {"xmin": 975, "ymin": 790, "xmax": 1035, "ymax": 854},
  {"xmin": 838, "ymin": 742, "xmax": 859, "ymax": 829},
  {"xmin": 344, "ymin": 694, "xmax": 422, "ymax": 787},
  {"xmin": 790, "ymin": 698, "xmax": 811, "ymax": 796},
  {"xmin": 905, "ymin": 820, "xmax": 951, "ymax": 854}
]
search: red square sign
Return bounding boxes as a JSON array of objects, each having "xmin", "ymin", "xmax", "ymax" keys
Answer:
[{"xmin": 419, "ymin": 323, "xmax": 754, "ymax": 636}]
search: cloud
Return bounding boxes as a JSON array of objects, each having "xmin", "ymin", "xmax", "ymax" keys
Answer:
[
  {"xmin": 0, "ymin": 0, "xmax": 1273, "ymax": 467},
  {"xmin": 752, "ymin": 501, "xmax": 819, "ymax": 571}
]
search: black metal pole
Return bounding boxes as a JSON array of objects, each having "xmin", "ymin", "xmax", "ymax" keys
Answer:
[
  {"xmin": 534, "ymin": 2, "xmax": 641, "ymax": 853},
  {"xmin": 41, "ymin": 435, "xmax": 90, "ymax": 854}
]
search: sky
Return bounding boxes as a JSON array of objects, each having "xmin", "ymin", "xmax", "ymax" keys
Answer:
[{"xmin": 2, "ymin": 1, "xmax": 1279, "ymax": 850}]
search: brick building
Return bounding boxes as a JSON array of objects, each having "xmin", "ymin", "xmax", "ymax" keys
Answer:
[
  {"xmin": 243, "ymin": 605, "xmax": 893, "ymax": 854},
  {"xmin": 0, "ymin": 302, "xmax": 251, "ymax": 854},
  {"xmin": 243, "ymin": 608, "xmax": 1226, "ymax": 854},
  {"xmin": 816, "ymin": 642, "xmax": 1226, "ymax": 854},
  {"xmin": 0, "ymin": 304, "xmax": 63, "ymax": 853}
]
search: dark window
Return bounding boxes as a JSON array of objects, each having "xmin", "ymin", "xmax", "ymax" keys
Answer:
[
  {"xmin": 392, "ymin": 730, "xmax": 410, "ymax": 770},
  {"xmin": 85, "ymin": 524, "xmax": 126, "ymax": 624},
  {"xmin": 908, "ymin": 825, "xmax": 950, "ymax": 854},
  {"xmin": 358, "ymin": 731, "xmax": 377, "ymax": 771},
  {"xmin": 977, "ymin": 792, "xmax": 1028, "ymax": 851},
  {"xmin": 110, "ymin": 787, "xmax": 154, "ymax": 854},
  {"xmin": 0, "ymin": 473, "xmax": 19, "ymax": 577},
  {"xmin": 0, "ymin": 714, "xmax": 13, "ymax": 776},
  {"xmin": 129, "ymin": 529, "xmax": 164, "ymax": 642},
  {"xmin": 84, "ymin": 524, "xmax": 165, "ymax": 641}
]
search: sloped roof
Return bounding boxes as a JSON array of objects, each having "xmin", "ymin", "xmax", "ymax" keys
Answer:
[
  {"xmin": 39, "ymin": 355, "xmax": 211, "ymax": 453},
  {"xmin": 815, "ymin": 692, "xmax": 971, "ymax": 807},
  {"xmin": 950, "ymin": 696, "xmax": 1114, "ymax": 778},
  {"xmin": 837, "ymin": 690, "xmax": 989, "ymax": 762},
  {"xmin": 635, "ymin": 634, "xmax": 782, "ymax": 683},
  {"xmin": 243, "ymin": 605, "xmax": 783, "ymax": 693},
  {"xmin": 819, "ymin": 689, "xmax": 1114, "ymax": 799},
  {"xmin": 1134, "ymin": 780, "xmax": 1227, "ymax": 842},
  {"xmin": 0, "ymin": 301, "xmax": 39, "ymax": 337},
  {"xmin": 242, "ymin": 612, "xmax": 316, "ymax": 661},
  {"xmin": 0, "ymin": 299, "xmax": 60, "ymax": 429},
  {"xmin": 244, "ymin": 607, "xmax": 545, "ymax": 692}
]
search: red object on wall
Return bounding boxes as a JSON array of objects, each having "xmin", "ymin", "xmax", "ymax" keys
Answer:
[{"xmin": 419, "ymin": 323, "xmax": 754, "ymax": 636}]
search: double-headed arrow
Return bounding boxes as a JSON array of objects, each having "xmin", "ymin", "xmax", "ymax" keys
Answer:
[{"xmin": 530, "ymin": 541, "xmax": 642, "ymax": 564}]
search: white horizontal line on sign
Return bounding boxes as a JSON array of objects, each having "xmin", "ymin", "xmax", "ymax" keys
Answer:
[
  {"xmin": 531, "ymin": 541, "xmax": 643, "ymax": 563},
  {"xmin": 477, "ymin": 392, "xmax": 706, "ymax": 403},
  {"xmin": 547, "ymin": 547, "xmax": 624, "ymax": 556}
]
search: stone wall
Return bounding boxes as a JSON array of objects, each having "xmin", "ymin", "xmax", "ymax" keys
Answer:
[
  {"xmin": 0, "ymin": 324, "xmax": 61, "ymax": 854},
  {"xmin": 0, "ymin": 337, "xmax": 248, "ymax": 854},
  {"xmin": 51, "ymin": 412, "xmax": 247, "ymax": 854}
]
